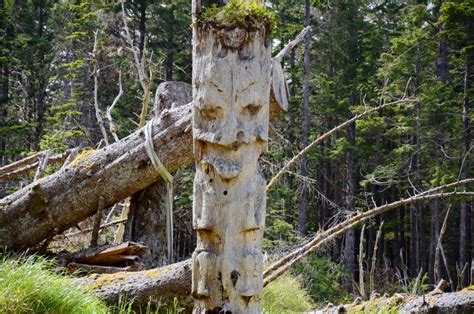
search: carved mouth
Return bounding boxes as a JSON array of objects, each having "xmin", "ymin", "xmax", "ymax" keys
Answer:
[{"xmin": 202, "ymin": 155, "xmax": 242, "ymax": 179}]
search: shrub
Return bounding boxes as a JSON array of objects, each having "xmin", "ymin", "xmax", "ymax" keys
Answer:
[
  {"xmin": 293, "ymin": 254, "xmax": 351, "ymax": 306},
  {"xmin": 262, "ymin": 272, "xmax": 314, "ymax": 313}
]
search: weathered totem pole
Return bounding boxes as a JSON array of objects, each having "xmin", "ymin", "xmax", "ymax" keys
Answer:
[{"xmin": 191, "ymin": 0, "xmax": 271, "ymax": 312}]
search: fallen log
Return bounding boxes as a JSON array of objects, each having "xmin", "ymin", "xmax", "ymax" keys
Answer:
[
  {"xmin": 314, "ymin": 289, "xmax": 474, "ymax": 313},
  {"xmin": 0, "ymin": 103, "xmax": 194, "ymax": 250},
  {"xmin": 78, "ymin": 259, "xmax": 193, "ymax": 310},
  {"xmin": 0, "ymin": 150, "xmax": 71, "ymax": 184},
  {"xmin": 79, "ymin": 183, "xmax": 473, "ymax": 309}
]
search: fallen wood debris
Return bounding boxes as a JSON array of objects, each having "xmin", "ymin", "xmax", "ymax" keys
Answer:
[
  {"xmin": 71, "ymin": 241, "xmax": 148, "ymax": 266},
  {"xmin": 312, "ymin": 287, "xmax": 474, "ymax": 313},
  {"xmin": 0, "ymin": 150, "xmax": 72, "ymax": 184},
  {"xmin": 77, "ymin": 181, "xmax": 473, "ymax": 309},
  {"xmin": 60, "ymin": 242, "xmax": 149, "ymax": 275},
  {"xmin": 77, "ymin": 259, "xmax": 193, "ymax": 310}
]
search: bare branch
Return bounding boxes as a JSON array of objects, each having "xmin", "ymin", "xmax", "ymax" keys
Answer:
[
  {"xmin": 0, "ymin": 150, "xmax": 71, "ymax": 184},
  {"xmin": 61, "ymin": 218, "xmax": 127, "ymax": 238},
  {"xmin": 121, "ymin": 0, "xmax": 148, "ymax": 94},
  {"xmin": 359, "ymin": 224, "xmax": 366, "ymax": 300},
  {"xmin": 0, "ymin": 152, "xmax": 44, "ymax": 176},
  {"xmin": 263, "ymin": 187, "xmax": 474, "ymax": 286},
  {"xmin": 370, "ymin": 221, "xmax": 384, "ymax": 293},
  {"xmin": 273, "ymin": 27, "xmax": 311, "ymax": 63},
  {"xmin": 92, "ymin": 30, "xmax": 110, "ymax": 146},
  {"xmin": 33, "ymin": 151, "xmax": 50, "ymax": 181},
  {"xmin": 107, "ymin": 70, "xmax": 123, "ymax": 143},
  {"xmin": 266, "ymin": 97, "xmax": 417, "ymax": 190}
]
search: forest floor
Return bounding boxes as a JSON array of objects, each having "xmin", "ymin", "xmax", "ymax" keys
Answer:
[{"xmin": 312, "ymin": 286, "xmax": 474, "ymax": 313}]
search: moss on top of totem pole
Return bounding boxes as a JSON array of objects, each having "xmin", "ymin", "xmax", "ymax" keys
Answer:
[{"xmin": 200, "ymin": 0, "xmax": 277, "ymax": 36}]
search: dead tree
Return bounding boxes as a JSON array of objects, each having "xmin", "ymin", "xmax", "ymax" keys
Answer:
[{"xmin": 190, "ymin": 1, "xmax": 272, "ymax": 312}]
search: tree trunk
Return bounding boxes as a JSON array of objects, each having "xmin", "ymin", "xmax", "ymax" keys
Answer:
[
  {"xmin": 298, "ymin": 0, "xmax": 311, "ymax": 236},
  {"xmin": 191, "ymin": 6, "xmax": 271, "ymax": 309},
  {"xmin": 459, "ymin": 53, "xmax": 472, "ymax": 287},
  {"xmin": 166, "ymin": 14, "xmax": 174, "ymax": 81},
  {"xmin": 344, "ymin": 119, "xmax": 357, "ymax": 278},
  {"xmin": 126, "ymin": 82, "xmax": 192, "ymax": 268},
  {"xmin": 410, "ymin": 52, "xmax": 422, "ymax": 276},
  {"xmin": 33, "ymin": 0, "xmax": 48, "ymax": 150},
  {"xmin": 138, "ymin": 0, "xmax": 147, "ymax": 59},
  {"xmin": 429, "ymin": 35, "xmax": 449, "ymax": 285},
  {"xmin": 286, "ymin": 47, "xmax": 296, "ymax": 223}
]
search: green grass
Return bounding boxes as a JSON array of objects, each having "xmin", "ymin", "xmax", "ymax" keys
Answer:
[
  {"xmin": 0, "ymin": 255, "xmax": 313, "ymax": 313},
  {"xmin": 262, "ymin": 272, "xmax": 314, "ymax": 313},
  {"xmin": 0, "ymin": 255, "xmax": 108, "ymax": 313}
]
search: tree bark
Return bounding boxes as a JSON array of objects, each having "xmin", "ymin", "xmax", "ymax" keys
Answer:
[
  {"xmin": 298, "ymin": 0, "xmax": 311, "ymax": 236},
  {"xmin": 191, "ymin": 15, "xmax": 271, "ymax": 312},
  {"xmin": 459, "ymin": 53, "xmax": 472, "ymax": 287},
  {"xmin": 0, "ymin": 103, "xmax": 194, "ymax": 250},
  {"xmin": 79, "ymin": 260, "xmax": 194, "ymax": 311},
  {"xmin": 126, "ymin": 82, "xmax": 192, "ymax": 268},
  {"xmin": 342, "ymin": 290, "xmax": 474, "ymax": 313}
]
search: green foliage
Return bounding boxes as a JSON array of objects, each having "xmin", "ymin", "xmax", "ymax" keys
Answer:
[
  {"xmin": 293, "ymin": 255, "xmax": 351, "ymax": 306},
  {"xmin": 263, "ymin": 218, "xmax": 299, "ymax": 250},
  {"xmin": 262, "ymin": 272, "xmax": 314, "ymax": 313},
  {"xmin": 406, "ymin": 273, "xmax": 429, "ymax": 295},
  {"xmin": 201, "ymin": 0, "xmax": 277, "ymax": 35},
  {"xmin": 0, "ymin": 255, "xmax": 108, "ymax": 314}
]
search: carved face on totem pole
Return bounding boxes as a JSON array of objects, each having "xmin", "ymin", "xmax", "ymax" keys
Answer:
[{"xmin": 192, "ymin": 26, "xmax": 271, "ymax": 313}]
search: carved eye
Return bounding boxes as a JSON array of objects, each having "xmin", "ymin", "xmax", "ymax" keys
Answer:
[
  {"xmin": 199, "ymin": 106, "xmax": 223, "ymax": 120},
  {"xmin": 242, "ymin": 103, "xmax": 261, "ymax": 117}
]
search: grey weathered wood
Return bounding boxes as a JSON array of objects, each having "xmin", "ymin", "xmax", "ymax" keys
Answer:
[
  {"xmin": 192, "ymin": 20, "xmax": 271, "ymax": 312},
  {"xmin": 0, "ymin": 91, "xmax": 285, "ymax": 251},
  {"xmin": 315, "ymin": 291, "xmax": 474, "ymax": 313},
  {"xmin": 270, "ymin": 61, "xmax": 289, "ymax": 116}
]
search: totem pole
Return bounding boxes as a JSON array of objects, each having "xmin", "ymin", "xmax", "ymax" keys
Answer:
[{"xmin": 191, "ymin": 0, "xmax": 271, "ymax": 312}]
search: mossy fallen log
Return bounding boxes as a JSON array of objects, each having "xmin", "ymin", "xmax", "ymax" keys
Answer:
[
  {"xmin": 314, "ymin": 288, "xmax": 474, "ymax": 313},
  {"xmin": 78, "ymin": 259, "xmax": 193, "ymax": 310}
]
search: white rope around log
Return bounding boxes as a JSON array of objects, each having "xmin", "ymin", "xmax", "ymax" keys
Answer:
[{"xmin": 144, "ymin": 120, "xmax": 174, "ymax": 263}]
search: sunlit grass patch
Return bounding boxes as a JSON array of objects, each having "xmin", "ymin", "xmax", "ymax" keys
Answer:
[{"xmin": 0, "ymin": 255, "xmax": 108, "ymax": 313}]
